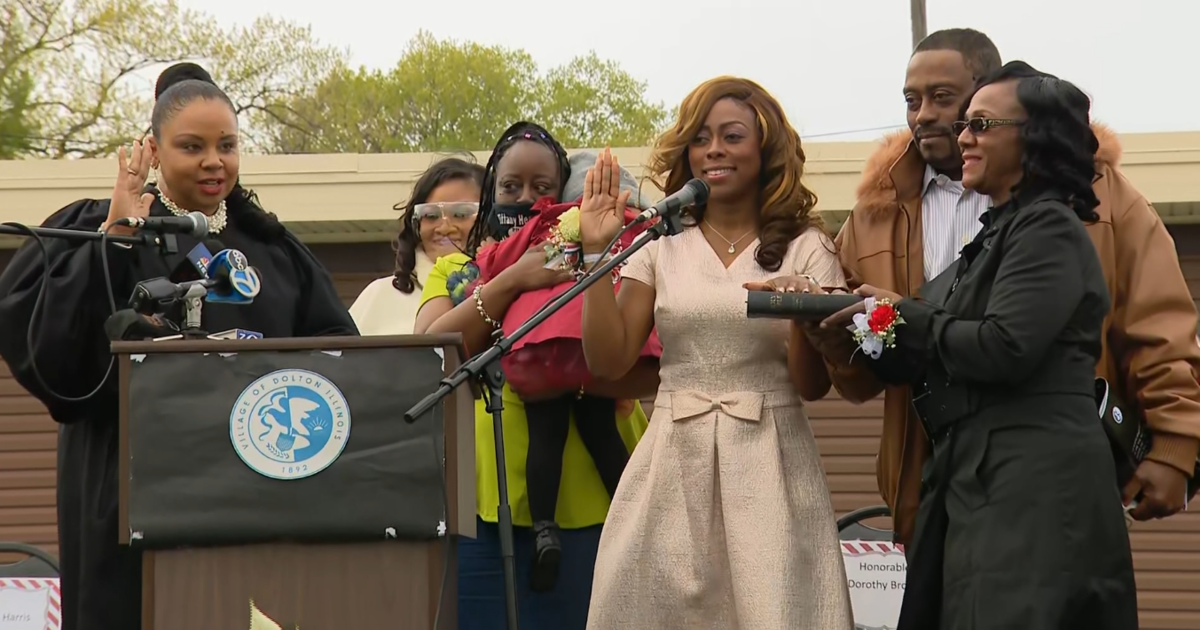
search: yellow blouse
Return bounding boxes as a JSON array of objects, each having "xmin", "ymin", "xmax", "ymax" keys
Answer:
[{"xmin": 420, "ymin": 253, "xmax": 648, "ymax": 528}]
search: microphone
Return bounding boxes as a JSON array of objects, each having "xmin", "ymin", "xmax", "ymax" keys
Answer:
[
  {"xmin": 118, "ymin": 212, "xmax": 210, "ymax": 237},
  {"xmin": 746, "ymin": 291, "xmax": 864, "ymax": 321},
  {"xmin": 127, "ymin": 248, "xmax": 259, "ymax": 315},
  {"xmin": 170, "ymin": 239, "xmax": 223, "ymax": 283},
  {"xmin": 635, "ymin": 178, "xmax": 710, "ymax": 223},
  {"xmin": 128, "ymin": 277, "xmax": 212, "ymax": 315},
  {"xmin": 204, "ymin": 248, "xmax": 262, "ymax": 304}
]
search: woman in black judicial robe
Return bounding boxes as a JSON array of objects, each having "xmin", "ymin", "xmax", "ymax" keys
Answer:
[
  {"xmin": 828, "ymin": 61, "xmax": 1138, "ymax": 629},
  {"xmin": 0, "ymin": 63, "xmax": 357, "ymax": 630}
]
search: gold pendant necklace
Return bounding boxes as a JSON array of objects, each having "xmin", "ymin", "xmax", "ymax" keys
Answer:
[
  {"xmin": 159, "ymin": 192, "xmax": 227, "ymax": 234},
  {"xmin": 703, "ymin": 221, "xmax": 754, "ymax": 254}
]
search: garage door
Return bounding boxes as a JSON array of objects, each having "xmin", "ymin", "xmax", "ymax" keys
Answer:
[{"xmin": 0, "ymin": 360, "xmax": 58, "ymax": 565}]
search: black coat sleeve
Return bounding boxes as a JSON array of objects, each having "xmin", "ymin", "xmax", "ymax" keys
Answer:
[
  {"xmin": 861, "ymin": 341, "xmax": 926, "ymax": 386},
  {"xmin": 892, "ymin": 202, "xmax": 1099, "ymax": 384},
  {"xmin": 0, "ymin": 199, "xmax": 142, "ymax": 418},
  {"xmin": 281, "ymin": 231, "xmax": 359, "ymax": 337}
]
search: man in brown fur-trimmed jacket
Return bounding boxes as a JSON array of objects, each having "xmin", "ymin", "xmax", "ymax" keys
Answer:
[{"xmin": 810, "ymin": 28, "xmax": 1200, "ymax": 546}]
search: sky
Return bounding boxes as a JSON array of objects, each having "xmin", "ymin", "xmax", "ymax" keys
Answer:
[{"xmin": 175, "ymin": 0, "xmax": 1197, "ymax": 142}]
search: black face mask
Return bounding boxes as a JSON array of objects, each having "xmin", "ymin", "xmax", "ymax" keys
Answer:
[{"xmin": 486, "ymin": 202, "xmax": 537, "ymax": 241}]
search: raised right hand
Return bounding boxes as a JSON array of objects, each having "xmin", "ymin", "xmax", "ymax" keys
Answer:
[
  {"xmin": 104, "ymin": 140, "xmax": 156, "ymax": 233},
  {"xmin": 579, "ymin": 148, "xmax": 631, "ymax": 254}
]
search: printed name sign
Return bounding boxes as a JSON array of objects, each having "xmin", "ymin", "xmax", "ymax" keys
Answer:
[
  {"xmin": 841, "ymin": 540, "xmax": 905, "ymax": 630},
  {"xmin": 0, "ymin": 579, "xmax": 60, "ymax": 630}
]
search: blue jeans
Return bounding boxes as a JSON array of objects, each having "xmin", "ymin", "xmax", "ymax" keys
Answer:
[{"xmin": 458, "ymin": 517, "xmax": 602, "ymax": 629}]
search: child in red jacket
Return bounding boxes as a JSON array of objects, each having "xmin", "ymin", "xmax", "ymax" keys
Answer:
[
  {"xmin": 472, "ymin": 145, "xmax": 662, "ymax": 592},
  {"xmin": 475, "ymin": 196, "xmax": 662, "ymax": 396}
]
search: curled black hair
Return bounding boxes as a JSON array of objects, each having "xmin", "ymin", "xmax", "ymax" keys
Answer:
[
  {"xmin": 964, "ymin": 60, "xmax": 1100, "ymax": 221},
  {"xmin": 464, "ymin": 121, "xmax": 570, "ymax": 256},
  {"xmin": 914, "ymin": 28, "xmax": 1002, "ymax": 80},
  {"xmin": 392, "ymin": 156, "xmax": 486, "ymax": 293},
  {"xmin": 150, "ymin": 62, "xmax": 285, "ymax": 241}
]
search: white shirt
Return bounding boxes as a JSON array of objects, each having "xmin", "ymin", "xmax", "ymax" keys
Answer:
[
  {"xmin": 349, "ymin": 250, "xmax": 435, "ymax": 335},
  {"xmin": 921, "ymin": 165, "xmax": 991, "ymax": 281}
]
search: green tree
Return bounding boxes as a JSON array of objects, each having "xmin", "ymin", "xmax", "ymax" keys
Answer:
[
  {"xmin": 208, "ymin": 15, "xmax": 347, "ymax": 150},
  {"xmin": 0, "ymin": 0, "xmax": 344, "ymax": 158},
  {"xmin": 0, "ymin": 68, "xmax": 39, "ymax": 159},
  {"xmin": 263, "ymin": 30, "xmax": 538, "ymax": 154},
  {"xmin": 0, "ymin": 10, "xmax": 39, "ymax": 158},
  {"xmin": 535, "ymin": 52, "xmax": 668, "ymax": 149},
  {"xmin": 263, "ymin": 31, "xmax": 668, "ymax": 153}
]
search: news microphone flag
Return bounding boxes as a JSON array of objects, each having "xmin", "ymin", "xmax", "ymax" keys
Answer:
[{"xmin": 187, "ymin": 242, "xmax": 213, "ymax": 277}]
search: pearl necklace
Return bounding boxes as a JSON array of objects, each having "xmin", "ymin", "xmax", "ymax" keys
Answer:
[{"xmin": 158, "ymin": 191, "xmax": 227, "ymax": 234}]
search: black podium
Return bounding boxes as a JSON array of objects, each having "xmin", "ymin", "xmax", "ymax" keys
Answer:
[{"xmin": 112, "ymin": 334, "xmax": 475, "ymax": 629}]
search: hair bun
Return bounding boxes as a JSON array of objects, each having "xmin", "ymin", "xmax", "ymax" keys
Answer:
[{"xmin": 155, "ymin": 62, "xmax": 216, "ymax": 100}]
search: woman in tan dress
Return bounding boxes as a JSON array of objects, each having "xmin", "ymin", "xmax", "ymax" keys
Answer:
[{"xmin": 578, "ymin": 77, "xmax": 854, "ymax": 629}]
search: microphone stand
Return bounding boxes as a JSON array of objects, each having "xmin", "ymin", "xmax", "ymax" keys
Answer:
[
  {"xmin": 404, "ymin": 210, "xmax": 685, "ymax": 630},
  {"xmin": 182, "ymin": 296, "xmax": 204, "ymax": 332},
  {"xmin": 0, "ymin": 224, "xmax": 179, "ymax": 255}
]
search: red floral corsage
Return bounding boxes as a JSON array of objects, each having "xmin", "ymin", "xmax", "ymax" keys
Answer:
[{"xmin": 851, "ymin": 297, "xmax": 905, "ymax": 359}]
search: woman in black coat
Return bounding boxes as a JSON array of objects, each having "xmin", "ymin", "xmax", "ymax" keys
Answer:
[
  {"xmin": 0, "ymin": 63, "xmax": 357, "ymax": 630},
  {"xmin": 833, "ymin": 61, "xmax": 1138, "ymax": 629}
]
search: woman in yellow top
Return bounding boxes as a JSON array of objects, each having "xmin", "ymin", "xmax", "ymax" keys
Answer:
[{"xmin": 414, "ymin": 122, "xmax": 656, "ymax": 630}]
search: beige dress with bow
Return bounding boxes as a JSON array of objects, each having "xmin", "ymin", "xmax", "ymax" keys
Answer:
[{"xmin": 586, "ymin": 227, "xmax": 854, "ymax": 630}]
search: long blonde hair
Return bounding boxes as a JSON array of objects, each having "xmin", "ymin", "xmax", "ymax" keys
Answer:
[{"xmin": 646, "ymin": 76, "xmax": 823, "ymax": 272}]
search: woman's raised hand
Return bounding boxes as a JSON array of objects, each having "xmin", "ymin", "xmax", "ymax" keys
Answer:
[
  {"xmin": 104, "ymin": 139, "xmax": 155, "ymax": 232},
  {"xmin": 579, "ymin": 148, "xmax": 631, "ymax": 255}
]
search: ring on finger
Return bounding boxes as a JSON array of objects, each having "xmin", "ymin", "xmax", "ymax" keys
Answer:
[{"xmin": 126, "ymin": 169, "xmax": 137, "ymax": 176}]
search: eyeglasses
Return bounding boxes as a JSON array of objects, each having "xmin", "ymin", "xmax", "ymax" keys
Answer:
[
  {"xmin": 413, "ymin": 202, "xmax": 479, "ymax": 223},
  {"xmin": 953, "ymin": 117, "xmax": 1024, "ymax": 136}
]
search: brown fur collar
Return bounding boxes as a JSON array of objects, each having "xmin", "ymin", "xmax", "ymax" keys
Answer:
[{"xmin": 854, "ymin": 123, "xmax": 1123, "ymax": 218}]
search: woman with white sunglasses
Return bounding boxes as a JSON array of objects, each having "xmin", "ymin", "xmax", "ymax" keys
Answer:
[{"xmin": 350, "ymin": 157, "xmax": 484, "ymax": 334}]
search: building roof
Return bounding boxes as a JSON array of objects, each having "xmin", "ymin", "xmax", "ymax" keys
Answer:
[{"xmin": 2, "ymin": 132, "xmax": 1199, "ymax": 248}]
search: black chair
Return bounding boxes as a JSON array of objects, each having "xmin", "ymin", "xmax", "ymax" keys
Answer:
[
  {"xmin": 837, "ymin": 504, "xmax": 893, "ymax": 542},
  {"xmin": 0, "ymin": 541, "xmax": 60, "ymax": 578}
]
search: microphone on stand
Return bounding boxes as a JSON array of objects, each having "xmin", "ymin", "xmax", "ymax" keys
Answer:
[
  {"xmin": 162, "ymin": 242, "xmax": 264, "ymax": 339},
  {"xmin": 116, "ymin": 212, "xmax": 210, "ymax": 237},
  {"xmin": 127, "ymin": 248, "xmax": 261, "ymax": 328},
  {"xmin": 634, "ymin": 178, "xmax": 710, "ymax": 224},
  {"xmin": 204, "ymin": 249, "xmax": 261, "ymax": 304},
  {"xmin": 198, "ymin": 247, "xmax": 263, "ymax": 338},
  {"xmin": 127, "ymin": 277, "xmax": 211, "ymax": 316}
]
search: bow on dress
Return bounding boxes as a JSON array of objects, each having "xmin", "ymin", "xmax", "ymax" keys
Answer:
[{"xmin": 668, "ymin": 390, "xmax": 766, "ymax": 423}]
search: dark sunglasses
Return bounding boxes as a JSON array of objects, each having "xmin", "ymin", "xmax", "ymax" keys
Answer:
[{"xmin": 953, "ymin": 117, "xmax": 1024, "ymax": 135}]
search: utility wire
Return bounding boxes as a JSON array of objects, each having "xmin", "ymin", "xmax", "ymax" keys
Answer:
[{"xmin": 801, "ymin": 124, "xmax": 907, "ymax": 139}]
